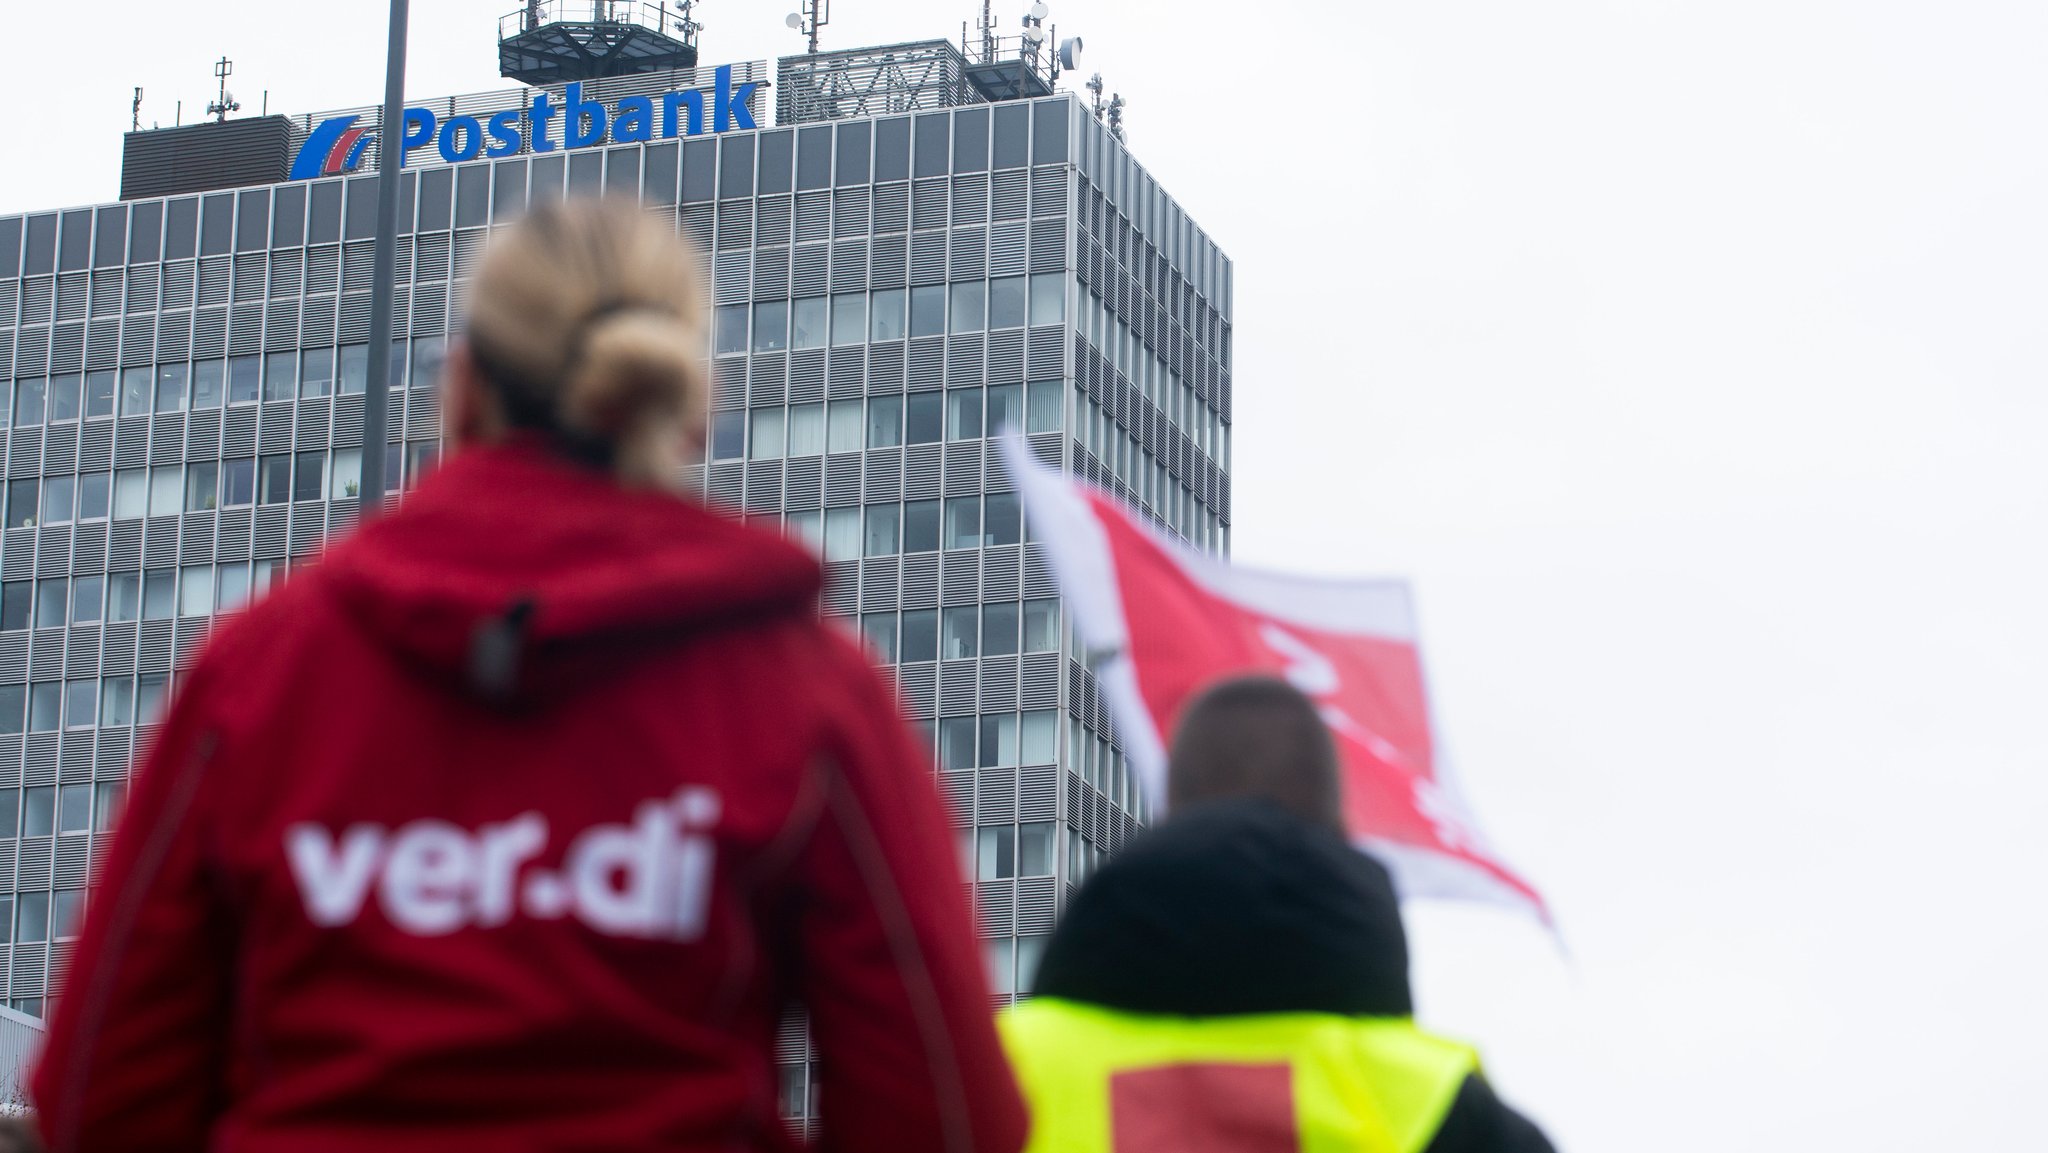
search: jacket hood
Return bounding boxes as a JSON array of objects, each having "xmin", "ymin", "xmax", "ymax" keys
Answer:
[
  {"xmin": 1032, "ymin": 799, "xmax": 1413, "ymax": 1018},
  {"xmin": 319, "ymin": 440, "xmax": 822, "ymax": 702}
]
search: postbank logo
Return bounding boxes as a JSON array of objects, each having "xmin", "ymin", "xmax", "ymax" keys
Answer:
[{"xmin": 290, "ymin": 63, "xmax": 760, "ymax": 180}]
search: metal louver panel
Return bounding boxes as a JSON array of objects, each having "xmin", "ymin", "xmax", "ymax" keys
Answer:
[
  {"xmin": 148, "ymin": 414, "xmax": 184, "ymax": 465},
  {"xmin": 909, "ymin": 232, "xmax": 945, "ymax": 284},
  {"xmin": 823, "ymin": 454, "xmax": 860, "ymax": 506},
  {"xmin": 951, "ymin": 175, "xmax": 989, "ymax": 225},
  {"xmin": 868, "ymin": 234, "xmax": 907, "ymax": 286},
  {"xmin": 743, "ymin": 460, "xmax": 782, "ymax": 513},
  {"xmin": 826, "ymin": 348, "xmax": 864, "ymax": 397},
  {"xmin": 64, "ymin": 626, "xmax": 101, "ymax": 678},
  {"xmin": 866, "ymin": 342, "xmax": 904, "ymax": 391},
  {"xmin": 794, "ymin": 192, "xmax": 830, "ymax": 243},
  {"xmin": 974, "ymin": 881, "xmax": 1013, "ymax": 936},
  {"xmin": 980, "ymin": 546, "xmax": 1020, "ymax": 599},
  {"xmin": 753, "ymin": 352, "xmax": 791, "ymax": 405},
  {"xmin": 903, "ymin": 444, "xmax": 940, "ymax": 499},
  {"xmin": 911, "ymin": 179, "xmax": 947, "ymax": 229},
  {"xmin": 829, "ymin": 240, "xmax": 867, "ymax": 292},
  {"xmin": 712, "ymin": 359, "xmax": 745, "ymax": 409},
  {"xmin": 790, "ymin": 244, "xmax": 828, "ymax": 296},
  {"xmin": 862, "ymin": 450, "xmax": 901, "ymax": 502},
  {"xmin": 941, "ymin": 551, "xmax": 979, "ymax": 606},
  {"xmin": 1016, "ymin": 876, "xmax": 1057, "ymax": 932},
  {"xmin": 705, "ymin": 461, "xmax": 743, "ymax": 509},
  {"xmin": 788, "ymin": 348, "xmax": 826, "ymax": 399},
  {"xmin": 50, "ymin": 323, "xmax": 83, "ymax": 373},
  {"xmin": 988, "ymin": 221, "xmax": 1028, "ymax": 277},
  {"xmin": 28, "ymin": 633, "xmax": 62, "ymax": 681},
  {"xmin": 1021, "ymin": 652, "xmax": 1059, "ymax": 710},
  {"xmin": 216, "ymin": 507, "xmax": 251, "ymax": 562},
  {"xmin": 34, "ymin": 527, "xmax": 70, "ymax": 580},
  {"xmin": 42, "ymin": 426, "xmax": 77, "ymax": 474},
  {"xmin": 137, "ymin": 620, "xmax": 174, "ymax": 674},
  {"xmin": 0, "ymin": 635, "xmax": 24, "ymax": 681},
  {"xmin": 1030, "ymin": 167, "xmax": 1066, "ymax": 215},
  {"xmin": 54, "ymin": 837, "xmax": 88, "ymax": 887},
  {"xmin": 858, "ymin": 557, "xmax": 897, "ymax": 611},
  {"xmin": 944, "ymin": 333, "xmax": 982, "ymax": 386},
  {"xmin": 156, "ymin": 311, "xmax": 192, "ymax": 361},
  {"xmin": 179, "ymin": 512, "xmax": 215, "ymax": 564},
  {"xmin": 253, "ymin": 505, "xmax": 288, "ymax": 558},
  {"xmin": 977, "ymin": 767, "xmax": 1016, "ymax": 822},
  {"xmin": 715, "ymin": 204, "xmax": 753, "ymax": 250},
  {"xmin": 948, "ymin": 227, "xmax": 986, "ymax": 280},
  {"xmin": 783, "ymin": 457, "xmax": 821, "ymax": 511},
  {"xmin": 752, "ymin": 247, "xmax": 789, "ymax": 299},
  {"xmin": 86, "ymin": 319, "xmax": 119, "ymax": 369},
  {"xmin": 940, "ymin": 770, "xmax": 974, "ymax": 825},
  {"xmin": 712, "ymin": 250, "xmax": 750, "ymax": 302},
  {"xmin": 832, "ymin": 187, "xmax": 870, "ymax": 238},
  {"xmin": 301, "ymin": 295, "xmax": 338, "ymax": 346},
  {"xmin": 70, "ymin": 523, "xmax": 106, "ymax": 573},
  {"xmin": 900, "ymin": 553, "xmax": 939, "ymax": 609},
  {"xmin": 872, "ymin": 183, "xmax": 908, "ymax": 234},
  {"xmin": 942, "ymin": 442, "xmax": 983, "ymax": 496},
  {"xmin": 938, "ymin": 659, "xmax": 977, "ymax": 714},
  {"xmin": 992, "ymin": 171, "xmax": 1028, "ymax": 221},
  {"xmin": 987, "ymin": 330, "xmax": 1024, "ymax": 382},
  {"xmin": 754, "ymin": 196, "xmax": 792, "ymax": 247},
  {"xmin": 821, "ymin": 560, "xmax": 857, "ymax": 617},
  {"xmin": 896, "ymin": 662, "xmax": 936, "ymax": 719},
  {"xmin": 979, "ymin": 656, "xmax": 1018, "ymax": 711}
]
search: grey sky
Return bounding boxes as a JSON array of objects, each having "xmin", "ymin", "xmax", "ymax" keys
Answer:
[{"xmin": 7, "ymin": 1, "xmax": 2045, "ymax": 1147}]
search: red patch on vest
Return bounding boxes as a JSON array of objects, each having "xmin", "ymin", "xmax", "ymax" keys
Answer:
[{"xmin": 1110, "ymin": 1062, "xmax": 1299, "ymax": 1151}]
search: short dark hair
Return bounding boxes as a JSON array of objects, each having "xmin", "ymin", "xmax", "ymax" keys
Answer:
[{"xmin": 1167, "ymin": 676, "xmax": 1343, "ymax": 833}]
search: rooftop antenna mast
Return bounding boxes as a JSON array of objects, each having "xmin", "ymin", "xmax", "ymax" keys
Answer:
[
  {"xmin": 785, "ymin": 0, "xmax": 829, "ymax": 54},
  {"xmin": 206, "ymin": 57, "xmax": 240, "ymax": 123},
  {"xmin": 131, "ymin": 87, "xmax": 143, "ymax": 132}
]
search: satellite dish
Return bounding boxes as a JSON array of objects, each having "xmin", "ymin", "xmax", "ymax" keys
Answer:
[
  {"xmin": 1022, "ymin": 24, "xmax": 1045, "ymax": 43},
  {"xmin": 1058, "ymin": 37, "xmax": 1084, "ymax": 70},
  {"xmin": 786, "ymin": 12, "xmax": 804, "ymax": 28},
  {"xmin": 1029, "ymin": 2, "xmax": 1049, "ymax": 19}
]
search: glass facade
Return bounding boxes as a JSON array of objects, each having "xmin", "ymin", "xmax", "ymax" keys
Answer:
[{"xmin": 0, "ymin": 84, "xmax": 1232, "ymax": 1115}]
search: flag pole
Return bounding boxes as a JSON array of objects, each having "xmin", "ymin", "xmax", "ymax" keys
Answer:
[{"xmin": 361, "ymin": 0, "xmax": 411, "ymax": 518}]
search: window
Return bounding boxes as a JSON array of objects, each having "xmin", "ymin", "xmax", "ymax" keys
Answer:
[
  {"xmin": 903, "ymin": 499, "xmax": 940, "ymax": 553},
  {"xmin": 860, "ymin": 613, "xmax": 898, "ymax": 663},
  {"xmin": 147, "ymin": 466, "xmax": 182, "ymax": 516},
  {"xmin": 33, "ymin": 581, "xmax": 65, "ymax": 629},
  {"xmin": 142, "ymin": 569, "xmax": 176, "ymax": 621},
  {"xmin": 0, "ymin": 583, "xmax": 29, "ymax": 631},
  {"xmin": 1022, "ymin": 710, "xmax": 1057, "ymax": 763},
  {"xmin": 138, "ymin": 673, "xmax": 169, "ymax": 725},
  {"xmin": 179, "ymin": 565, "xmax": 213, "ymax": 617},
  {"xmin": 330, "ymin": 449, "xmax": 362, "ymax": 500},
  {"xmin": 823, "ymin": 507, "xmax": 861, "ymax": 561},
  {"xmin": 119, "ymin": 366, "xmax": 152, "ymax": 415},
  {"xmin": 227, "ymin": 355, "xmax": 260, "ymax": 404},
  {"xmin": 786, "ymin": 403, "xmax": 825, "ymax": 457},
  {"xmin": 221, "ymin": 458, "xmax": 254, "ymax": 507},
  {"xmin": 831, "ymin": 292, "xmax": 866, "ymax": 346},
  {"xmin": 290, "ymin": 452, "xmax": 324, "ymax": 501},
  {"xmin": 0, "ymin": 686, "xmax": 22, "ymax": 734},
  {"xmin": 791, "ymin": 297, "xmax": 828, "ymax": 350},
  {"xmin": 412, "ymin": 337, "xmax": 447, "ymax": 391},
  {"xmin": 12, "ymin": 378, "xmax": 45, "ymax": 426},
  {"xmin": 100, "ymin": 676, "xmax": 135, "ymax": 726},
  {"xmin": 986, "ymin": 492, "xmax": 1022, "ymax": 545},
  {"xmin": 71, "ymin": 575, "xmax": 102, "ymax": 625},
  {"xmin": 192, "ymin": 360, "xmax": 224, "ymax": 409},
  {"xmin": 948, "ymin": 282, "xmax": 986, "ymax": 334},
  {"xmin": 909, "ymin": 284, "xmax": 946, "ymax": 337},
  {"xmin": 941, "ymin": 606, "xmax": 977, "ymax": 659},
  {"xmin": 216, "ymin": 563, "xmax": 252, "ymax": 613},
  {"xmin": 863, "ymin": 504, "xmax": 899, "ymax": 556},
  {"xmin": 1019, "ymin": 822, "xmax": 1055, "ymax": 875},
  {"xmin": 900, "ymin": 609, "xmax": 938, "ymax": 661},
  {"xmin": 259, "ymin": 455, "xmax": 292, "ymax": 504},
  {"xmin": 714, "ymin": 305, "xmax": 748, "ymax": 355},
  {"xmin": 184, "ymin": 462, "xmax": 217, "ymax": 512},
  {"xmin": 870, "ymin": 287, "xmax": 907, "ymax": 341},
  {"xmin": 406, "ymin": 443, "xmax": 440, "ymax": 488},
  {"xmin": 113, "ymin": 468, "xmax": 147, "ymax": 518},
  {"xmin": 23, "ymin": 787, "xmax": 53, "ymax": 836},
  {"xmin": 337, "ymin": 344, "xmax": 368, "ymax": 395},
  {"xmin": 985, "ymin": 383, "xmax": 1023, "ymax": 436},
  {"xmin": 41, "ymin": 475, "xmax": 74, "ymax": 525},
  {"xmin": 943, "ymin": 497, "xmax": 980, "ymax": 550},
  {"xmin": 15, "ymin": 893, "xmax": 47, "ymax": 944},
  {"xmin": 0, "ymin": 792, "xmax": 14, "ymax": 837},
  {"xmin": 107, "ymin": 573, "xmax": 140, "ymax": 622},
  {"xmin": 58, "ymin": 785, "xmax": 90, "ymax": 834},
  {"xmin": 710, "ymin": 410, "xmax": 745, "ymax": 460},
  {"xmin": 85, "ymin": 370, "xmax": 117, "ymax": 417},
  {"xmin": 939, "ymin": 716, "xmax": 975, "ymax": 770},
  {"xmin": 52, "ymin": 890, "xmax": 83, "ymax": 939},
  {"xmin": 28, "ymin": 684, "xmax": 59, "ymax": 732},
  {"xmin": 983, "ymin": 602, "xmax": 1019, "ymax": 657},
  {"xmin": 866, "ymin": 396, "xmax": 903, "ymax": 448},
  {"xmin": 263, "ymin": 351, "xmax": 297, "ymax": 401},
  {"xmin": 946, "ymin": 389, "xmax": 982, "ymax": 442},
  {"xmin": 5, "ymin": 478, "xmax": 38, "ymax": 528},
  {"xmin": 63, "ymin": 678, "xmax": 94, "ymax": 729},
  {"xmin": 980, "ymin": 713, "xmax": 1018, "ymax": 767},
  {"xmin": 748, "ymin": 408, "xmax": 785, "ymax": 460},
  {"xmin": 984, "ymin": 938, "xmax": 1015, "ymax": 995},
  {"xmin": 300, "ymin": 348, "xmax": 336, "ymax": 398},
  {"xmin": 989, "ymin": 276, "xmax": 1027, "ymax": 329},
  {"xmin": 1016, "ymin": 934, "xmax": 1049, "ymax": 992},
  {"xmin": 1023, "ymin": 599, "xmax": 1058, "ymax": 653},
  {"xmin": 977, "ymin": 825, "xmax": 1014, "ymax": 880},
  {"xmin": 154, "ymin": 363, "xmax": 189, "ymax": 412},
  {"xmin": 1026, "ymin": 379, "xmax": 1063, "ymax": 432},
  {"xmin": 827, "ymin": 399, "xmax": 863, "ymax": 452},
  {"xmin": 1029, "ymin": 273, "xmax": 1065, "ymax": 325},
  {"xmin": 93, "ymin": 781, "xmax": 124, "ymax": 832},
  {"xmin": 752, "ymin": 300, "xmax": 789, "ymax": 353},
  {"xmin": 906, "ymin": 392, "xmax": 943, "ymax": 444},
  {"xmin": 76, "ymin": 471, "xmax": 109, "ymax": 520},
  {"xmin": 47, "ymin": 374, "xmax": 81, "ymax": 422}
]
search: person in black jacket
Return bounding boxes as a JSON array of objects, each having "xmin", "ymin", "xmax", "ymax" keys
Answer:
[{"xmin": 1027, "ymin": 675, "xmax": 1555, "ymax": 1153}]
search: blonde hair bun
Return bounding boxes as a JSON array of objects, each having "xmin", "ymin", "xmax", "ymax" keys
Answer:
[{"xmin": 465, "ymin": 200, "xmax": 707, "ymax": 484}]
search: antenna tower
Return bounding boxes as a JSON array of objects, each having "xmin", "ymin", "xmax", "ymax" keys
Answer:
[
  {"xmin": 785, "ymin": 0, "xmax": 830, "ymax": 54},
  {"xmin": 131, "ymin": 87, "xmax": 143, "ymax": 132},
  {"xmin": 206, "ymin": 57, "xmax": 241, "ymax": 123}
]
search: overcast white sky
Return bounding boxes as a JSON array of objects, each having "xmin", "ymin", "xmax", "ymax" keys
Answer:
[{"xmin": 7, "ymin": 1, "xmax": 2047, "ymax": 1148}]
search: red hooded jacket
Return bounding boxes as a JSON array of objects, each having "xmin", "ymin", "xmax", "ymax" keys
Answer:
[{"xmin": 32, "ymin": 440, "xmax": 1026, "ymax": 1153}]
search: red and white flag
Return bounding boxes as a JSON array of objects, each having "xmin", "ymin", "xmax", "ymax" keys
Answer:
[{"xmin": 1002, "ymin": 441, "xmax": 1548, "ymax": 922}]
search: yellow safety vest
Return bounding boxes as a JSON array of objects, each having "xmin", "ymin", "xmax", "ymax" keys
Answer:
[{"xmin": 1001, "ymin": 998, "xmax": 1479, "ymax": 1153}]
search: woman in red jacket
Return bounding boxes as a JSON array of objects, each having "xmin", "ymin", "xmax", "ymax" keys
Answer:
[{"xmin": 33, "ymin": 200, "xmax": 1026, "ymax": 1153}]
